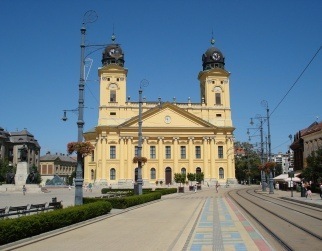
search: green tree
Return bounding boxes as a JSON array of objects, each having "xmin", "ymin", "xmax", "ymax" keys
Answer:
[
  {"xmin": 174, "ymin": 173, "xmax": 186, "ymax": 187},
  {"xmin": 196, "ymin": 172, "xmax": 204, "ymax": 184},
  {"xmin": 0, "ymin": 158, "xmax": 13, "ymax": 183},
  {"xmin": 234, "ymin": 141, "xmax": 261, "ymax": 184},
  {"xmin": 187, "ymin": 173, "xmax": 196, "ymax": 186},
  {"xmin": 301, "ymin": 148, "xmax": 322, "ymax": 183}
]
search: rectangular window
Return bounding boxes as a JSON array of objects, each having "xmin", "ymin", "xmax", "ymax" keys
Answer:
[
  {"xmin": 195, "ymin": 146, "xmax": 201, "ymax": 159},
  {"xmin": 150, "ymin": 146, "xmax": 156, "ymax": 159},
  {"xmin": 110, "ymin": 90, "xmax": 116, "ymax": 102},
  {"xmin": 218, "ymin": 146, "xmax": 224, "ymax": 158},
  {"xmin": 165, "ymin": 146, "xmax": 171, "ymax": 159},
  {"xmin": 180, "ymin": 146, "xmax": 186, "ymax": 159},
  {"xmin": 91, "ymin": 150, "xmax": 94, "ymax": 162},
  {"xmin": 110, "ymin": 146, "xmax": 116, "ymax": 159},
  {"xmin": 215, "ymin": 93, "xmax": 221, "ymax": 105}
]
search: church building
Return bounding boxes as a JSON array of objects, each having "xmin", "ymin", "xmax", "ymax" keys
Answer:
[{"xmin": 83, "ymin": 36, "xmax": 236, "ymax": 187}]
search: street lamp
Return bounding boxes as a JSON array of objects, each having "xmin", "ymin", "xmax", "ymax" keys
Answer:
[
  {"xmin": 62, "ymin": 11, "xmax": 98, "ymax": 206},
  {"xmin": 261, "ymin": 100, "xmax": 274, "ymax": 194},
  {"xmin": 249, "ymin": 115, "xmax": 266, "ymax": 191},
  {"xmin": 134, "ymin": 79, "xmax": 149, "ymax": 195}
]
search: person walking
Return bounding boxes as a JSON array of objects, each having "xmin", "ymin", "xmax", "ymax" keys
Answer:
[
  {"xmin": 319, "ymin": 183, "xmax": 322, "ymax": 199},
  {"xmin": 194, "ymin": 184, "xmax": 197, "ymax": 193},
  {"xmin": 22, "ymin": 185, "xmax": 27, "ymax": 195},
  {"xmin": 306, "ymin": 185, "xmax": 313, "ymax": 200},
  {"xmin": 216, "ymin": 181, "xmax": 220, "ymax": 193}
]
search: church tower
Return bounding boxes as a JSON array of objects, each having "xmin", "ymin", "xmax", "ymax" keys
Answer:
[
  {"xmin": 98, "ymin": 34, "xmax": 128, "ymax": 126},
  {"xmin": 198, "ymin": 37, "xmax": 232, "ymax": 128}
]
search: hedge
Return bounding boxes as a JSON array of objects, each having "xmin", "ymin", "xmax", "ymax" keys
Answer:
[
  {"xmin": 84, "ymin": 192, "xmax": 162, "ymax": 209},
  {"xmin": 0, "ymin": 201, "xmax": 112, "ymax": 245}
]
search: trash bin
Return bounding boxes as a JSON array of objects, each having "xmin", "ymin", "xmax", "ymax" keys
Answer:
[{"xmin": 52, "ymin": 197, "xmax": 57, "ymax": 203}]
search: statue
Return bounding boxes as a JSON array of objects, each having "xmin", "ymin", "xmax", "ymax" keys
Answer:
[{"xmin": 19, "ymin": 145, "xmax": 28, "ymax": 162}]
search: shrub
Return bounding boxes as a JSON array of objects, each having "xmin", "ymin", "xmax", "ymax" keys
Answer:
[{"xmin": 0, "ymin": 201, "xmax": 112, "ymax": 245}]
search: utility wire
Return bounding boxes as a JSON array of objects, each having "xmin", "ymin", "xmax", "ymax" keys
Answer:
[{"xmin": 270, "ymin": 46, "xmax": 322, "ymax": 117}]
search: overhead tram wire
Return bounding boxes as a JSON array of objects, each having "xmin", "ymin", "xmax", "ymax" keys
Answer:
[
  {"xmin": 270, "ymin": 45, "xmax": 322, "ymax": 116},
  {"xmin": 249, "ymin": 46, "xmax": 322, "ymax": 141}
]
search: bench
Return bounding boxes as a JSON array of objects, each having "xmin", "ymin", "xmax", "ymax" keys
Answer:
[
  {"xmin": 7, "ymin": 205, "xmax": 29, "ymax": 217},
  {"xmin": 47, "ymin": 201, "xmax": 62, "ymax": 210},
  {"xmin": 29, "ymin": 203, "xmax": 47, "ymax": 214},
  {"xmin": 0, "ymin": 207, "xmax": 7, "ymax": 218}
]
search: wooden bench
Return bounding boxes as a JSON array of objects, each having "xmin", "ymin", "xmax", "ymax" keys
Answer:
[
  {"xmin": 7, "ymin": 205, "xmax": 29, "ymax": 217},
  {"xmin": 47, "ymin": 201, "xmax": 62, "ymax": 210},
  {"xmin": 0, "ymin": 207, "xmax": 7, "ymax": 219},
  {"xmin": 29, "ymin": 203, "xmax": 47, "ymax": 214}
]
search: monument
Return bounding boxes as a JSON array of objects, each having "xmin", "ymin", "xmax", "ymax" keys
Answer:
[{"xmin": 14, "ymin": 145, "xmax": 29, "ymax": 186}]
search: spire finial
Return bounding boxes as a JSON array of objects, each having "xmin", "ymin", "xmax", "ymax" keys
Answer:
[
  {"xmin": 111, "ymin": 24, "xmax": 116, "ymax": 43},
  {"xmin": 210, "ymin": 30, "xmax": 215, "ymax": 46}
]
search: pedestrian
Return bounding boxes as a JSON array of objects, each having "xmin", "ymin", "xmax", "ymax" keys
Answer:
[
  {"xmin": 320, "ymin": 183, "xmax": 322, "ymax": 199},
  {"xmin": 306, "ymin": 186, "xmax": 313, "ymax": 200},
  {"xmin": 216, "ymin": 181, "xmax": 220, "ymax": 193},
  {"xmin": 89, "ymin": 183, "xmax": 92, "ymax": 192},
  {"xmin": 68, "ymin": 185, "xmax": 71, "ymax": 191},
  {"xmin": 22, "ymin": 185, "xmax": 26, "ymax": 195},
  {"xmin": 194, "ymin": 184, "xmax": 197, "ymax": 193}
]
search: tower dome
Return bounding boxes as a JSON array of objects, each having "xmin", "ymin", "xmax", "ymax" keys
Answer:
[
  {"xmin": 202, "ymin": 37, "xmax": 225, "ymax": 70},
  {"xmin": 102, "ymin": 34, "xmax": 125, "ymax": 67}
]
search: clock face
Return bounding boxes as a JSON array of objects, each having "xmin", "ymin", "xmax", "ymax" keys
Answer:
[
  {"xmin": 164, "ymin": 115, "xmax": 171, "ymax": 124},
  {"xmin": 109, "ymin": 48, "xmax": 121, "ymax": 58},
  {"xmin": 212, "ymin": 52, "xmax": 221, "ymax": 61}
]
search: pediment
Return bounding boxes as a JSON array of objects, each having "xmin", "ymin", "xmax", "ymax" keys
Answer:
[{"xmin": 119, "ymin": 103, "xmax": 216, "ymax": 129}]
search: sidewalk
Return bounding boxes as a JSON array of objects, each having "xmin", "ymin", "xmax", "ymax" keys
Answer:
[
  {"xmin": 255, "ymin": 186, "xmax": 322, "ymax": 208},
  {"xmin": 1, "ymin": 186, "xmax": 275, "ymax": 251}
]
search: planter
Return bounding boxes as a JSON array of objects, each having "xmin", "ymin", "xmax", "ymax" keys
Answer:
[
  {"xmin": 189, "ymin": 186, "xmax": 194, "ymax": 191},
  {"xmin": 178, "ymin": 187, "xmax": 185, "ymax": 193},
  {"xmin": 197, "ymin": 185, "xmax": 202, "ymax": 190}
]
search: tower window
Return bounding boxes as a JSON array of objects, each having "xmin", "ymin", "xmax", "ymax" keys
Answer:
[
  {"xmin": 215, "ymin": 93, "xmax": 221, "ymax": 105},
  {"xmin": 110, "ymin": 112, "xmax": 116, "ymax": 115},
  {"xmin": 216, "ymin": 114, "xmax": 222, "ymax": 117},
  {"xmin": 110, "ymin": 90, "xmax": 116, "ymax": 102}
]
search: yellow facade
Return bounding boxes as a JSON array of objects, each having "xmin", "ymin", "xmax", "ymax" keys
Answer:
[{"xmin": 84, "ymin": 40, "xmax": 236, "ymax": 187}]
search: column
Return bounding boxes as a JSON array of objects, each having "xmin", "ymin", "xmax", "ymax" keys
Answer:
[
  {"xmin": 119, "ymin": 137, "xmax": 125, "ymax": 179},
  {"xmin": 158, "ymin": 137, "xmax": 164, "ymax": 179},
  {"xmin": 173, "ymin": 137, "xmax": 179, "ymax": 173},
  {"xmin": 188, "ymin": 137, "xmax": 194, "ymax": 173},
  {"xmin": 127, "ymin": 137, "xmax": 133, "ymax": 180},
  {"xmin": 101, "ymin": 136, "xmax": 107, "ymax": 181},
  {"xmin": 210, "ymin": 137, "xmax": 216, "ymax": 179},
  {"xmin": 203, "ymin": 137, "xmax": 209, "ymax": 180}
]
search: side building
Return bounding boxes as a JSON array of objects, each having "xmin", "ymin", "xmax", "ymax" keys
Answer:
[
  {"xmin": 83, "ymin": 36, "xmax": 236, "ymax": 187},
  {"xmin": 0, "ymin": 127, "xmax": 40, "ymax": 169},
  {"xmin": 39, "ymin": 152, "xmax": 76, "ymax": 185},
  {"xmin": 290, "ymin": 121, "xmax": 322, "ymax": 171}
]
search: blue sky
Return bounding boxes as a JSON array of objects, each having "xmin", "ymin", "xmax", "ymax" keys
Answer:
[{"xmin": 1, "ymin": 0, "xmax": 321, "ymax": 156}]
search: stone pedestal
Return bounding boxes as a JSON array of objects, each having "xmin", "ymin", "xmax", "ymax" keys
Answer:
[{"xmin": 15, "ymin": 162, "xmax": 29, "ymax": 186}]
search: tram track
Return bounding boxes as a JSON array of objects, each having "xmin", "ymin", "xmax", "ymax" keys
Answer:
[
  {"xmin": 246, "ymin": 189, "xmax": 322, "ymax": 221},
  {"xmin": 227, "ymin": 188, "xmax": 322, "ymax": 251}
]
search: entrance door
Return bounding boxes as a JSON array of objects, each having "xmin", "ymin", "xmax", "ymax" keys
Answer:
[{"xmin": 165, "ymin": 167, "xmax": 172, "ymax": 185}]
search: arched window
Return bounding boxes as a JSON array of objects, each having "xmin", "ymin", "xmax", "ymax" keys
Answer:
[
  {"xmin": 219, "ymin": 167, "xmax": 224, "ymax": 179},
  {"xmin": 110, "ymin": 168, "xmax": 116, "ymax": 180},
  {"xmin": 181, "ymin": 167, "xmax": 186, "ymax": 175},
  {"xmin": 150, "ymin": 168, "xmax": 156, "ymax": 179},
  {"xmin": 196, "ymin": 167, "xmax": 201, "ymax": 173}
]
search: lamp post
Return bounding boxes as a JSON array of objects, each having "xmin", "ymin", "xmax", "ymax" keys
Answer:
[
  {"xmin": 62, "ymin": 11, "xmax": 98, "ymax": 206},
  {"xmin": 250, "ymin": 115, "xmax": 265, "ymax": 191},
  {"xmin": 261, "ymin": 100, "xmax": 274, "ymax": 194},
  {"xmin": 134, "ymin": 79, "xmax": 149, "ymax": 195}
]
